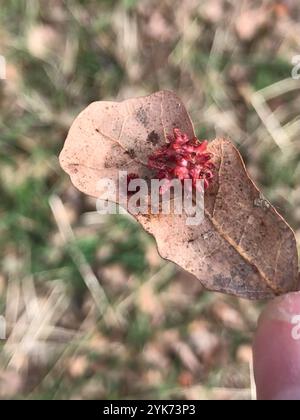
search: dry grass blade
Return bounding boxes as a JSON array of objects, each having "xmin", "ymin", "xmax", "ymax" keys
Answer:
[{"xmin": 49, "ymin": 195, "xmax": 119, "ymax": 324}]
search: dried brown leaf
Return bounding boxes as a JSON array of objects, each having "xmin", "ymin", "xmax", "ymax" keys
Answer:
[{"xmin": 59, "ymin": 90, "xmax": 299, "ymax": 300}]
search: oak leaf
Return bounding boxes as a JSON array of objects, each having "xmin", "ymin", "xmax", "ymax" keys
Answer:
[{"xmin": 59, "ymin": 91, "xmax": 299, "ymax": 300}]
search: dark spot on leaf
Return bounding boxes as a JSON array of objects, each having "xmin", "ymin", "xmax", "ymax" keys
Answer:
[
  {"xmin": 147, "ymin": 130, "xmax": 160, "ymax": 145},
  {"xmin": 213, "ymin": 274, "xmax": 232, "ymax": 288},
  {"xmin": 126, "ymin": 148, "xmax": 136, "ymax": 159},
  {"xmin": 230, "ymin": 263, "xmax": 253, "ymax": 280},
  {"xmin": 136, "ymin": 107, "xmax": 148, "ymax": 126}
]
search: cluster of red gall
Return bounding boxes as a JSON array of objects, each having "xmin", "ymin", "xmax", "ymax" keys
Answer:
[{"xmin": 128, "ymin": 128, "xmax": 214, "ymax": 194}]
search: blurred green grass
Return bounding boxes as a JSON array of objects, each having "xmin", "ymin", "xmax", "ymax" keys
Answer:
[{"xmin": 0, "ymin": 0, "xmax": 300, "ymax": 400}]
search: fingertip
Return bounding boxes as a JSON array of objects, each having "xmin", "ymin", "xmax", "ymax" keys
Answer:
[{"xmin": 253, "ymin": 292, "xmax": 300, "ymax": 400}]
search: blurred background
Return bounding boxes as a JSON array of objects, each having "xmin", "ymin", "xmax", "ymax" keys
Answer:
[{"xmin": 0, "ymin": 0, "xmax": 300, "ymax": 400}]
